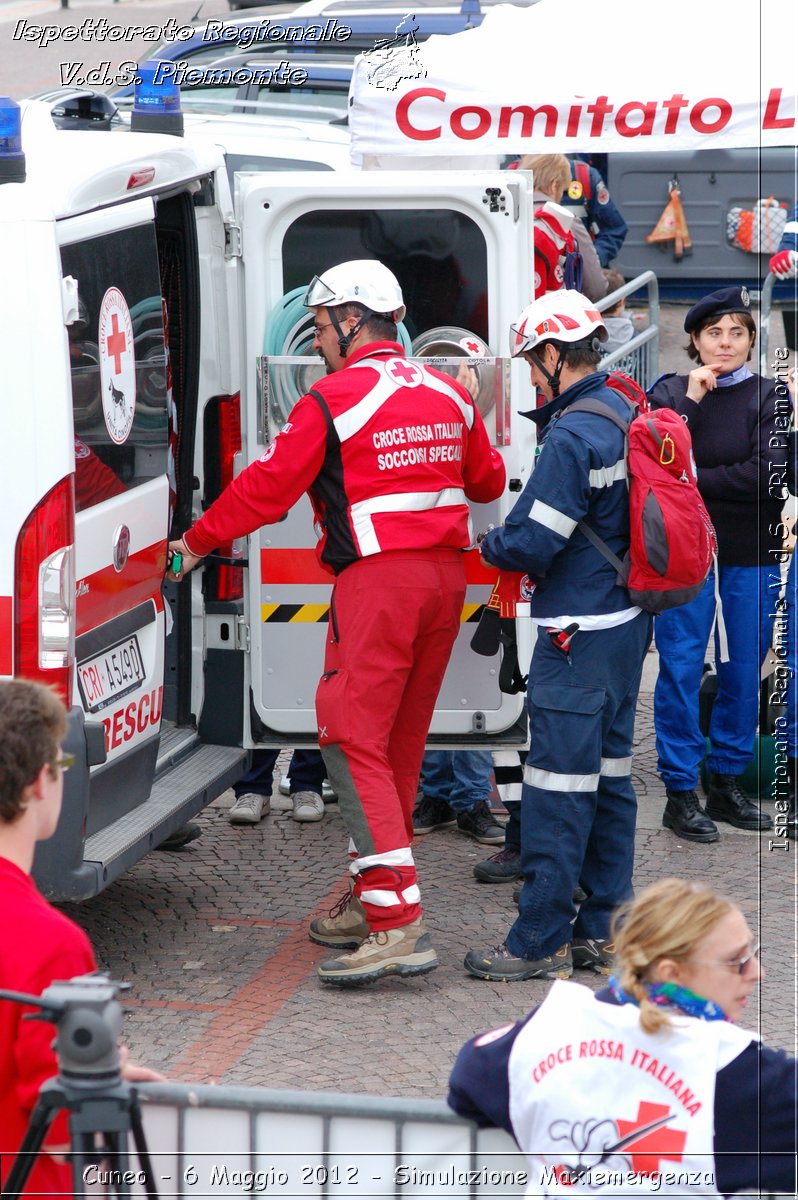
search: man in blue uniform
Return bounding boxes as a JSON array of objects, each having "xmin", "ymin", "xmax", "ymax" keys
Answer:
[
  {"xmin": 781, "ymin": 362, "xmax": 798, "ymax": 840},
  {"xmin": 464, "ymin": 290, "xmax": 652, "ymax": 981},
  {"xmin": 562, "ymin": 157, "xmax": 628, "ymax": 268}
]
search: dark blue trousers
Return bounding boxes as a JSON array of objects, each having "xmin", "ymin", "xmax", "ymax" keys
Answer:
[
  {"xmin": 770, "ymin": 553, "xmax": 795, "ymax": 836},
  {"xmin": 234, "ymin": 748, "xmax": 325, "ymax": 798},
  {"xmin": 654, "ymin": 565, "xmax": 778, "ymax": 788},
  {"xmin": 507, "ymin": 611, "xmax": 652, "ymax": 960}
]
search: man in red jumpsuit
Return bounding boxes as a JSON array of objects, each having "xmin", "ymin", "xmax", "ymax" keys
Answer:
[{"xmin": 170, "ymin": 260, "xmax": 505, "ymax": 985}]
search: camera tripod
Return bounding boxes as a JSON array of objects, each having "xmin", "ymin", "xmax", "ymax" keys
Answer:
[{"xmin": 0, "ymin": 974, "xmax": 159, "ymax": 1200}]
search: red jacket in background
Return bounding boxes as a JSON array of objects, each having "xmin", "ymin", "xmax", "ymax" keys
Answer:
[{"xmin": 533, "ymin": 200, "xmax": 577, "ymax": 297}]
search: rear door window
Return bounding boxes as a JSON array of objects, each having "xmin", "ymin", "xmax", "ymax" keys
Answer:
[
  {"xmin": 61, "ymin": 224, "xmax": 169, "ymax": 513},
  {"xmin": 282, "ymin": 208, "xmax": 489, "ymax": 341}
]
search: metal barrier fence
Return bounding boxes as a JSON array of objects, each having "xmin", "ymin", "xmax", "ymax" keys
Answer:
[
  {"xmin": 757, "ymin": 271, "xmax": 798, "ymax": 377},
  {"xmin": 127, "ymin": 1082, "xmax": 525, "ymax": 1199},
  {"xmin": 596, "ymin": 270, "xmax": 660, "ymax": 390},
  {"xmin": 760, "ymin": 272, "xmax": 776, "ymax": 377},
  {"xmin": 86, "ymin": 1081, "xmax": 778, "ymax": 1200}
]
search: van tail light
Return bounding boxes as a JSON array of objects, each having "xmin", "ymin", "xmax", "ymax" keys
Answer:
[
  {"xmin": 215, "ymin": 393, "xmax": 243, "ymax": 602},
  {"xmin": 14, "ymin": 475, "xmax": 76, "ymax": 704}
]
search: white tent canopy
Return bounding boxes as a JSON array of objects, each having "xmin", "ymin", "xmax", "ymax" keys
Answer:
[{"xmin": 349, "ymin": 0, "xmax": 797, "ymax": 160}]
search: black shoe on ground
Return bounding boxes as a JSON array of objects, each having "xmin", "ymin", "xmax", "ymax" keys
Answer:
[
  {"xmin": 662, "ymin": 789, "xmax": 720, "ymax": 843},
  {"xmin": 412, "ymin": 795, "xmax": 456, "ymax": 834},
  {"xmin": 456, "ymin": 800, "xmax": 505, "ymax": 845},
  {"xmin": 156, "ymin": 822, "xmax": 202, "ymax": 851},
  {"xmin": 464, "ymin": 941, "xmax": 572, "ymax": 981},
  {"xmin": 473, "ymin": 847, "xmax": 521, "ymax": 883},
  {"xmin": 572, "ymin": 937, "xmax": 615, "ymax": 975},
  {"xmin": 705, "ymin": 774, "xmax": 772, "ymax": 831}
]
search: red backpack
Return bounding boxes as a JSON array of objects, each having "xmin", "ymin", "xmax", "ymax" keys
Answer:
[
  {"xmin": 605, "ymin": 371, "xmax": 649, "ymax": 415},
  {"xmin": 569, "ymin": 377, "xmax": 717, "ymax": 612}
]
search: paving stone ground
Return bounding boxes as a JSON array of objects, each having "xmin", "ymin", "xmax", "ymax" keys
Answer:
[{"xmin": 59, "ymin": 648, "xmax": 797, "ymax": 1100}]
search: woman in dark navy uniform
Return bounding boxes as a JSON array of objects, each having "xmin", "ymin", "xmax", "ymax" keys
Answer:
[{"xmin": 648, "ymin": 287, "xmax": 781, "ymax": 843}]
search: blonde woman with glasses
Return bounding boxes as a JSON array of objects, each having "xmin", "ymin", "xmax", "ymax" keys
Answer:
[{"xmin": 450, "ymin": 877, "xmax": 795, "ymax": 1197}]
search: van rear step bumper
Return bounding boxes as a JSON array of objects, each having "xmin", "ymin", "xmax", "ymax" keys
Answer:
[{"xmin": 76, "ymin": 743, "xmax": 247, "ymax": 899}]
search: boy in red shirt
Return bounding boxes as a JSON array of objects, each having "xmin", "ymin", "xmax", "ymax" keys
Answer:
[{"xmin": 0, "ymin": 680, "xmax": 158, "ymax": 1196}]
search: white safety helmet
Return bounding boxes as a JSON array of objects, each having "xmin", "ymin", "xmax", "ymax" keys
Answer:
[
  {"xmin": 303, "ymin": 259, "xmax": 406, "ymax": 322},
  {"xmin": 509, "ymin": 290, "xmax": 607, "ymax": 358}
]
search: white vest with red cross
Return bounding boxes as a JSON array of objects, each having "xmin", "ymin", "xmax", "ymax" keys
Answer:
[
  {"xmin": 508, "ymin": 981, "xmax": 755, "ymax": 1198},
  {"xmin": 306, "ymin": 342, "xmax": 503, "ymax": 571}
]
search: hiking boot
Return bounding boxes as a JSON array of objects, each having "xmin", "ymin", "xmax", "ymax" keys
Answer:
[
  {"xmin": 317, "ymin": 918, "xmax": 437, "ymax": 985},
  {"xmin": 663, "ymin": 789, "xmax": 720, "ymax": 843},
  {"xmin": 705, "ymin": 774, "xmax": 772, "ymax": 831},
  {"xmin": 572, "ymin": 937, "xmax": 616, "ymax": 975},
  {"xmin": 309, "ymin": 890, "xmax": 369, "ymax": 949},
  {"xmin": 292, "ymin": 791, "xmax": 324, "ymax": 822},
  {"xmin": 456, "ymin": 801, "xmax": 505, "ymax": 845},
  {"xmin": 412, "ymin": 795, "xmax": 456, "ymax": 834},
  {"xmin": 228, "ymin": 792, "xmax": 269, "ymax": 825},
  {"xmin": 464, "ymin": 941, "xmax": 572, "ymax": 982},
  {"xmin": 473, "ymin": 847, "xmax": 521, "ymax": 883}
]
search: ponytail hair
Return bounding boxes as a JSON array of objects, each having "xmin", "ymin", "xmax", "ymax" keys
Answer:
[{"xmin": 611, "ymin": 878, "xmax": 735, "ymax": 1034}]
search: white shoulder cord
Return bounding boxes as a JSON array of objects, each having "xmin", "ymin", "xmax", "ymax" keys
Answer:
[{"xmin": 708, "ymin": 553, "xmax": 729, "ymax": 663}]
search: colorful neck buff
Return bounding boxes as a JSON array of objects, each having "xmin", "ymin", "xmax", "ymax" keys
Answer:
[
  {"xmin": 609, "ymin": 975, "xmax": 729, "ymax": 1022},
  {"xmin": 716, "ymin": 364, "xmax": 753, "ymax": 387}
]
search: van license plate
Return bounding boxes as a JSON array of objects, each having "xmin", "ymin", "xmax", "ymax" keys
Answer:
[{"xmin": 78, "ymin": 636, "xmax": 145, "ymax": 713}]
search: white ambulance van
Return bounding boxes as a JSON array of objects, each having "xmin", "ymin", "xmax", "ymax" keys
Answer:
[{"xmin": 0, "ymin": 89, "xmax": 536, "ymax": 901}]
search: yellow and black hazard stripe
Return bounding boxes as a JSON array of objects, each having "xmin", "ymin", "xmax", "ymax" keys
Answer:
[
  {"xmin": 261, "ymin": 603, "xmax": 484, "ymax": 624},
  {"xmin": 261, "ymin": 604, "xmax": 330, "ymax": 623}
]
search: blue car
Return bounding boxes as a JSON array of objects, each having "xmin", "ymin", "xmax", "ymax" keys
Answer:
[
  {"xmin": 115, "ymin": 51, "xmax": 354, "ymax": 123},
  {"xmin": 112, "ymin": 0, "xmax": 541, "ymax": 99}
]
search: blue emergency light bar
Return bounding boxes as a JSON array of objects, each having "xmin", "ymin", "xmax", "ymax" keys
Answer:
[
  {"xmin": 460, "ymin": 0, "xmax": 482, "ymax": 21},
  {"xmin": 0, "ymin": 97, "xmax": 25, "ymax": 183},
  {"xmin": 130, "ymin": 62, "xmax": 184, "ymax": 137}
]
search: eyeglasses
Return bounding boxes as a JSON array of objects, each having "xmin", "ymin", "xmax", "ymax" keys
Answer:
[
  {"xmin": 687, "ymin": 941, "xmax": 760, "ymax": 976},
  {"xmin": 53, "ymin": 752, "xmax": 76, "ymax": 775},
  {"xmin": 313, "ymin": 321, "xmax": 333, "ymax": 337}
]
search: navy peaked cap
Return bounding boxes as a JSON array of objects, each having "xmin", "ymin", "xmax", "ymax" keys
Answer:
[{"xmin": 684, "ymin": 285, "xmax": 752, "ymax": 333}]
